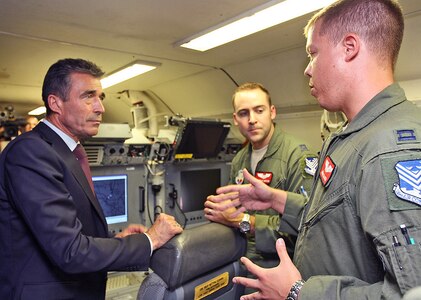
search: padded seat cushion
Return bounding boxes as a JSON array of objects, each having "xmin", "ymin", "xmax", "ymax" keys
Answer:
[{"xmin": 149, "ymin": 222, "xmax": 247, "ymax": 290}]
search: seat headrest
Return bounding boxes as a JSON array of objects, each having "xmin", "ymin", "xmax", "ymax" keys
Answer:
[{"xmin": 149, "ymin": 222, "xmax": 247, "ymax": 290}]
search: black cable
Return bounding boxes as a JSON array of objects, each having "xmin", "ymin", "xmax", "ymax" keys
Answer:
[
  {"xmin": 173, "ymin": 196, "xmax": 188, "ymax": 229},
  {"xmin": 143, "ymin": 90, "xmax": 176, "ymax": 115},
  {"xmin": 151, "ymin": 184, "xmax": 162, "ymax": 222},
  {"xmin": 154, "ymin": 205, "xmax": 163, "ymax": 221},
  {"xmin": 146, "ymin": 186, "xmax": 153, "ymax": 225},
  {"xmin": 217, "ymin": 67, "xmax": 239, "ymax": 87}
]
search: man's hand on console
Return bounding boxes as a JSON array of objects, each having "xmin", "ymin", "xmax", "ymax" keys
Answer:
[{"xmin": 146, "ymin": 213, "xmax": 183, "ymax": 250}]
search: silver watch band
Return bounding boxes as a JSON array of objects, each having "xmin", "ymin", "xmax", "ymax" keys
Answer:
[{"xmin": 286, "ymin": 279, "xmax": 305, "ymax": 300}]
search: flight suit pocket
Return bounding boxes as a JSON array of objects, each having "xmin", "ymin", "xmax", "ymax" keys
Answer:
[
  {"xmin": 376, "ymin": 226, "xmax": 421, "ymax": 294},
  {"xmin": 303, "ymin": 182, "xmax": 350, "ymax": 226}
]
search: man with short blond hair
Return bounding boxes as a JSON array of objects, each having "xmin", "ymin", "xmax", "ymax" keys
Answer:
[{"xmin": 212, "ymin": 1, "xmax": 421, "ymax": 299}]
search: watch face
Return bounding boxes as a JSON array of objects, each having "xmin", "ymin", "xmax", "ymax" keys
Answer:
[{"xmin": 240, "ymin": 221, "xmax": 251, "ymax": 233}]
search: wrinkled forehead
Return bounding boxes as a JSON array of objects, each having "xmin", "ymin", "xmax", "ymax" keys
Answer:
[{"xmin": 233, "ymin": 89, "xmax": 270, "ymax": 110}]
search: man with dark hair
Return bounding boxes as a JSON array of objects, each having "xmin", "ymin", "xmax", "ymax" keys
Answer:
[
  {"xmin": 0, "ymin": 58, "xmax": 183, "ymax": 299},
  {"xmin": 212, "ymin": 1, "xmax": 421, "ymax": 299}
]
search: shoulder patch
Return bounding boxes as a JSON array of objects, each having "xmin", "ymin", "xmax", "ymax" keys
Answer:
[
  {"xmin": 381, "ymin": 155, "xmax": 421, "ymax": 211},
  {"xmin": 304, "ymin": 156, "xmax": 318, "ymax": 177},
  {"xmin": 393, "ymin": 160, "xmax": 421, "ymax": 206},
  {"xmin": 319, "ymin": 156, "xmax": 335, "ymax": 187}
]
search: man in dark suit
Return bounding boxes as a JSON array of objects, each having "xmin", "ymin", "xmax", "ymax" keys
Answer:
[{"xmin": 0, "ymin": 58, "xmax": 183, "ymax": 299}]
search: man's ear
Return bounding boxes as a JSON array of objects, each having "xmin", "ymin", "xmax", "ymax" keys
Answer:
[
  {"xmin": 48, "ymin": 94, "xmax": 63, "ymax": 115},
  {"xmin": 343, "ymin": 33, "xmax": 360, "ymax": 62},
  {"xmin": 233, "ymin": 113, "xmax": 239, "ymax": 126},
  {"xmin": 270, "ymin": 105, "xmax": 276, "ymax": 120}
]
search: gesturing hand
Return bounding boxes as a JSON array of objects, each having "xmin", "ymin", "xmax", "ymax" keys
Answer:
[
  {"xmin": 214, "ymin": 169, "xmax": 283, "ymax": 216},
  {"xmin": 204, "ymin": 197, "xmax": 243, "ymax": 227},
  {"xmin": 233, "ymin": 239, "xmax": 302, "ymax": 300}
]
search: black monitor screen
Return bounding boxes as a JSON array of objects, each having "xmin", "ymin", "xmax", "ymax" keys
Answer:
[
  {"xmin": 92, "ymin": 174, "xmax": 128, "ymax": 225},
  {"xmin": 179, "ymin": 168, "xmax": 221, "ymax": 212},
  {"xmin": 174, "ymin": 120, "xmax": 230, "ymax": 159}
]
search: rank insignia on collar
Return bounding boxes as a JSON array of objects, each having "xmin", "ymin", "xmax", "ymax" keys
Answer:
[
  {"xmin": 255, "ymin": 172, "xmax": 273, "ymax": 185},
  {"xmin": 395, "ymin": 129, "xmax": 418, "ymax": 143},
  {"xmin": 320, "ymin": 156, "xmax": 335, "ymax": 187},
  {"xmin": 393, "ymin": 159, "xmax": 421, "ymax": 206},
  {"xmin": 305, "ymin": 156, "xmax": 318, "ymax": 177},
  {"xmin": 299, "ymin": 144, "xmax": 309, "ymax": 151}
]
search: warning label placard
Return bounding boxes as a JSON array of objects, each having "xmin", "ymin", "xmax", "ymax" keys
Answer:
[{"xmin": 194, "ymin": 272, "xmax": 229, "ymax": 300}]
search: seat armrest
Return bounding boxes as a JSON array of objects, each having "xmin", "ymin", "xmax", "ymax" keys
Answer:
[{"xmin": 150, "ymin": 222, "xmax": 247, "ymax": 290}]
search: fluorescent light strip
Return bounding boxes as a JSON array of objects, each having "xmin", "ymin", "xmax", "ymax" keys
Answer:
[
  {"xmin": 180, "ymin": 0, "xmax": 336, "ymax": 52},
  {"xmin": 27, "ymin": 61, "xmax": 159, "ymax": 116},
  {"xmin": 28, "ymin": 106, "xmax": 46, "ymax": 116},
  {"xmin": 101, "ymin": 61, "xmax": 160, "ymax": 89}
]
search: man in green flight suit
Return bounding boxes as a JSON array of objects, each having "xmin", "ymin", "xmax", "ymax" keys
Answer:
[
  {"xmin": 204, "ymin": 82, "xmax": 318, "ymax": 268},
  {"xmin": 212, "ymin": 1, "xmax": 421, "ymax": 299}
]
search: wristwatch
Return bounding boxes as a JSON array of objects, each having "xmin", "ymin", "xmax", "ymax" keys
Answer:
[
  {"xmin": 286, "ymin": 280, "xmax": 305, "ymax": 300},
  {"xmin": 239, "ymin": 213, "xmax": 251, "ymax": 233}
]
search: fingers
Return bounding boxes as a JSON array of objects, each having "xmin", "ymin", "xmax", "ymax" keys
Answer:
[
  {"xmin": 204, "ymin": 206, "xmax": 217, "ymax": 221},
  {"xmin": 234, "ymin": 246, "xmax": 297, "ymax": 299},
  {"xmin": 147, "ymin": 213, "xmax": 183, "ymax": 250},
  {"xmin": 204, "ymin": 199, "xmax": 217, "ymax": 209},
  {"xmin": 275, "ymin": 238, "xmax": 303, "ymax": 289},
  {"xmin": 240, "ymin": 256, "xmax": 264, "ymax": 279},
  {"xmin": 276, "ymin": 238, "xmax": 290, "ymax": 264},
  {"xmin": 158, "ymin": 213, "xmax": 183, "ymax": 234},
  {"xmin": 127, "ymin": 224, "xmax": 148, "ymax": 234},
  {"xmin": 241, "ymin": 169, "xmax": 258, "ymax": 185},
  {"xmin": 206, "ymin": 195, "xmax": 241, "ymax": 211},
  {"xmin": 228, "ymin": 205, "xmax": 246, "ymax": 218},
  {"xmin": 207, "ymin": 192, "xmax": 239, "ymax": 203},
  {"xmin": 233, "ymin": 275, "xmax": 260, "ymax": 290},
  {"xmin": 205, "ymin": 198, "xmax": 233, "ymax": 210},
  {"xmin": 204, "ymin": 200, "xmax": 222, "ymax": 218},
  {"xmin": 240, "ymin": 292, "xmax": 263, "ymax": 300},
  {"xmin": 114, "ymin": 224, "xmax": 148, "ymax": 238},
  {"xmin": 216, "ymin": 182, "xmax": 251, "ymax": 195}
]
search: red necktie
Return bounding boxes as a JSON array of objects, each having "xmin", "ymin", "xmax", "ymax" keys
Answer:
[{"xmin": 73, "ymin": 144, "xmax": 95, "ymax": 193}]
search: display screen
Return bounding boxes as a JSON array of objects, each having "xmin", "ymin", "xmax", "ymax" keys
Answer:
[
  {"xmin": 174, "ymin": 120, "xmax": 230, "ymax": 159},
  {"xmin": 179, "ymin": 168, "xmax": 221, "ymax": 212},
  {"xmin": 92, "ymin": 174, "xmax": 128, "ymax": 224}
]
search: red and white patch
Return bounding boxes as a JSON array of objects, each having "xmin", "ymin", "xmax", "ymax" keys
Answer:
[
  {"xmin": 255, "ymin": 172, "xmax": 273, "ymax": 185},
  {"xmin": 319, "ymin": 156, "xmax": 336, "ymax": 186}
]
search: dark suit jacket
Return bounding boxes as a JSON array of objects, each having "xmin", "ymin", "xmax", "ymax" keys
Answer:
[{"xmin": 0, "ymin": 123, "xmax": 151, "ymax": 299}]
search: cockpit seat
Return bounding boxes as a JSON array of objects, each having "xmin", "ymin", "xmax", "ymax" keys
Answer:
[{"xmin": 137, "ymin": 222, "xmax": 247, "ymax": 300}]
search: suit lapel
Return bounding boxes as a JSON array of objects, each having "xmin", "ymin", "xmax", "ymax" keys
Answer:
[{"xmin": 33, "ymin": 123, "xmax": 108, "ymax": 231}]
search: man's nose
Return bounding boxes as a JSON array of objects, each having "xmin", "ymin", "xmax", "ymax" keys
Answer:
[
  {"xmin": 249, "ymin": 112, "xmax": 257, "ymax": 124},
  {"xmin": 304, "ymin": 61, "xmax": 312, "ymax": 77},
  {"xmin": 94, "ymin": 97, "xmax": 105, "ymax": 114}
]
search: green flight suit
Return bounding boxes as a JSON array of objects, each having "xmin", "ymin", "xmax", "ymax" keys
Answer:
[
  {"xmin": 295, "ymin": 83, "xmax": 421, "ymax": 299},
  {"xmin": 230, "ymin": 124, "xmax": 317, "ymax": 267}
]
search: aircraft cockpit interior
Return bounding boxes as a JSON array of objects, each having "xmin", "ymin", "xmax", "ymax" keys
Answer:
[
  {"xmin": 84, "ymin": 112, "xmax": 243, "ymax": 299},
  {"xmin": 2, "ymin": 0, "xmax": 421, "ymax": 299}
]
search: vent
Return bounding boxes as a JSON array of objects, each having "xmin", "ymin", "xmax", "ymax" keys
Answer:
[{"xmin": 85, "ymin": 146, "xmax": 104, "ymax": 166}]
